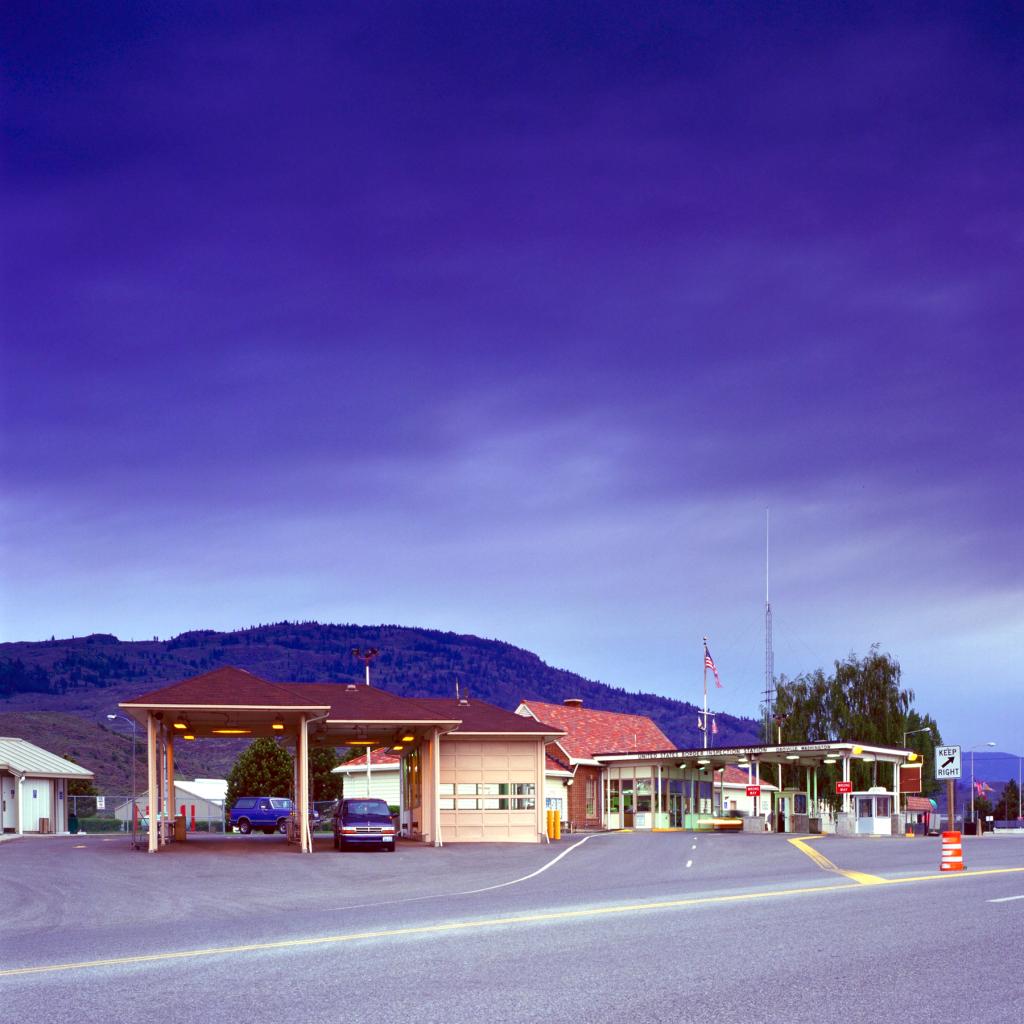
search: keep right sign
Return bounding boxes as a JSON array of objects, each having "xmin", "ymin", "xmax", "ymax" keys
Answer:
[{"xmin": 935, "ymin": 745, "xmax": 962, "ymax": 780}]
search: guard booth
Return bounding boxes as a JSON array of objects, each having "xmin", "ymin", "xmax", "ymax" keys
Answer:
[{"xmin": 851, "ymin": 787, "xmax": 895, "ymax": 835}]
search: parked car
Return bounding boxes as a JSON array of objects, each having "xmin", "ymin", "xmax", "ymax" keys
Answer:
[
  {"xmin": 332, "ymin": 797, "xmax": 396, "ymax": 851},
  {"xmin": 229, "ymin": 796, "xmax": 320, "ymax": 835}
]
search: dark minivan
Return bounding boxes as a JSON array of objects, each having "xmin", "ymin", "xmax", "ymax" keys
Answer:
[{"xmin": 332, "ymin": 798, "xmax": 396, "ymax": 851}]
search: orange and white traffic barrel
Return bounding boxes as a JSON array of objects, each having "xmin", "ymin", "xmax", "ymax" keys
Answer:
[{"xmin": 940, "ymin": 831, "xmax": 964, "ymax": 871}]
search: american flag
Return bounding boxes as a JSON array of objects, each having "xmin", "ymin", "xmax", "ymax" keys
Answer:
[
  {"xmin": 711, "ymin": 718, "xmax": 718, "ymax": 735},
  {"xmin": 704, "ymin": 645, "xmax": 723, "ymax": 688}
]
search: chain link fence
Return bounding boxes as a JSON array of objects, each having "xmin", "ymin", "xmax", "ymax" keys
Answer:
[{"xmin": 69, "ymin": 795, "xmax": 227, "ymax": 834}]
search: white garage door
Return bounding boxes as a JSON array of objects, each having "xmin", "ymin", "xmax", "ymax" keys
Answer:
[{"xmin": 439, "ymin": 740, "xmax": 539, "ymax": 842}]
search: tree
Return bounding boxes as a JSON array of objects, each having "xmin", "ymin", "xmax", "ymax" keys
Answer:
[
  {"xmin": 62, "ymin": 754, "xmax": 98, "ymax": 797},
  {"xmin": 994, "ymin": 779, "xmax": 1021, "ymax": 822},
  {"xmin": 773, "ymin": 647, "xmax": 944, "ymax": 804},
  {"xmin": 225, "ymin": 738, "xmax": 293, "ymax": 811},
  {"xmin": 309, "ymin": 747, "xmax": 343, "ymax": 803}
]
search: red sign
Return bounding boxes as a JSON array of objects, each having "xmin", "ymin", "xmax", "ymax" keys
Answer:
[
  {"xmin": 836, "ymin": 780, "xmax": 853, "ymax": 794},
  {"xmin": 746, "ymin": 785, "xmax": 761, "ymax": 797}
]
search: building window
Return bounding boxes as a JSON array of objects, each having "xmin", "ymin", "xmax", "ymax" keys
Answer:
[
  {"xmin": 795, "ymin": 794, "xmax": 807, "ymax": 814},
  {"xmin": 440, "ymin": 782, "xmax": 535, "ymax": 811},
  {"xmin": 586, "ymin": 777, "xmax": 596, "ymax": 818},
  {"xmin": 636, "ymin": 777, "xmax": 652, "ymax": 814}
]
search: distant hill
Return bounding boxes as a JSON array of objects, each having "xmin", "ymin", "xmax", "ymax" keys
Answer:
[{"xmin": 0, "ymin": 621, "xmax": 763, "ymax": 790}]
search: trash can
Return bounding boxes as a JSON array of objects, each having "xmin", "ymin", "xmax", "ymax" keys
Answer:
[
  {"xmin": 69, "ymin": 814, "xmax": 79, "ymax": 834},
  {"xmin": 174, "ymin": 815, "xmax": 187, "ymax": 841}
]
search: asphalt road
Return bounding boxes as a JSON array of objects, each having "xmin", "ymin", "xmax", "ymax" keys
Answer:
[{"xmin": 2, "ymin": 831, "xmax": 1022, "ymax": 1023}]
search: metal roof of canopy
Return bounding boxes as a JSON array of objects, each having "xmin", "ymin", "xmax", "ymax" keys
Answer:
[{"xmin": 593, "ymin": 740, "xmax": 915, "ymax": 768}]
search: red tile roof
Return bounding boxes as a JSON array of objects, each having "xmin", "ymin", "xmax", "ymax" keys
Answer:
[
  {"xmin": 518, "ymin": 700, "xmax": 673, "ymax": 760},
  {"xmin": 715, "ymin": 765, "xmax": 777, "ymax": 789},
  {"xmin": 339, "ymin": 748, "xmax": 400, "ymax": 768},
  {"xmin": 906, "ymin": 796, "xmax": 936, "ymax": 812}
]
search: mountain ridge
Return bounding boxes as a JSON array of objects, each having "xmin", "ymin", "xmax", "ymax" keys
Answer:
[{"xmin": 0, "ymin": 621, "xmax": 763, "ymax": 789}]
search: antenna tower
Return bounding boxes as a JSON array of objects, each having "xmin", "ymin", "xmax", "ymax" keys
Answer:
[{"xmin": 761, "ymin": 508, "xmax": 775, "ymax": 743}]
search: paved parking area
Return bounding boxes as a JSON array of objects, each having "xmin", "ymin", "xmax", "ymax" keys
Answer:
[{"xmin": 3, "ymin": 831, "xmax": 1022, "ymax": 1024}]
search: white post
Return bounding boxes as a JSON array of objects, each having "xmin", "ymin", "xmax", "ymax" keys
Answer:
[
  {"xmin": 432, "ymin": 728, "xmax": 442, "ymax": 847},
  {"xmin": 147, "ymin": 712, "xmax": 158, "ymax": 853}
]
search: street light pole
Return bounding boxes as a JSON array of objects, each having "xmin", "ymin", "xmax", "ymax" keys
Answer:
[{"xmin": 106, "ymin": 713, "xmax": 138, "ymax": 837}]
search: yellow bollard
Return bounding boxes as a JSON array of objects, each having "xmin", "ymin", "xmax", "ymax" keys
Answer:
[
  {"xmin": 554, "ymin": 814, "xmax": 561, "ymax": 840},
  {"xmin": 546, "ymin": 809, "xmax": 555, "ymax": 839}
]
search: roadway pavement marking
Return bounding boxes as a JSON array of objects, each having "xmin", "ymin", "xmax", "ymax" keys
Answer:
[
  {"xmin": 4, "ymin": 865, "xmax": 1023, "ymax": 979},
  {"xmin": 686, "ymin": 860, "xmax": 693, "ymax": 868},
  {"xmin": 788, "ymin": 836, "xmax": 886, "ymax": 885},
  {"xmin": 987, "ymin": 894, "xmax": 1024, "ymax": 903}
]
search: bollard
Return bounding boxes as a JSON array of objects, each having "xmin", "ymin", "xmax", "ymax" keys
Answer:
[
  {"xmin": 940, "ymin": 830, "xmax": 964, "ymax": 871},
  {"xmin": 190, "ymin": 804, "xmax": 196, "ymax": 832},
  {"xmin": 554, "ymin": 814, "xmax": 561, "ymax": 840}
]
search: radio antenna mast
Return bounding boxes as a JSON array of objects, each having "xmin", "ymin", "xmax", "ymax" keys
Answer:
[{"xmin": 762, "ymin": 508, "xmax": 775, "ymax": 744}]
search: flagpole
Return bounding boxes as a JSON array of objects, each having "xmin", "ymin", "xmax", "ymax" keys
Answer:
[{"xmin": 702, "ymin": 636, "xmax": 709, "ymax": 751}]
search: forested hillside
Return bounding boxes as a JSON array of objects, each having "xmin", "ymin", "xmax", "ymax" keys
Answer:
[{"xmin": 0, "ymin": 621, "xmax": 763, "ymax": 789}]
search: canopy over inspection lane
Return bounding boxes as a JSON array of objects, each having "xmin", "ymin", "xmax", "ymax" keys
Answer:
[
  {"xmin": 594, "ymin": 741, "xmax": 918, "ymax": 833},
  {"xmin": 119, "ymin": 667, "xmax": 563, "ymax": 852}
]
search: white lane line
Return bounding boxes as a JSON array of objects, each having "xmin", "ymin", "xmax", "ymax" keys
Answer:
[
  {"xmin": 325, "ymin": 832, "xmax": 612, "ymax": 911},
  {"xmin": 686, "ymin": 860, "xmax": 693, "ymax": 868},
  {"xmin": 987, "ymin": 894, "xmax": 1024, "ymax": 903},
  {"xmin": 691, "ymin": 844, "xmax": 697, "ymax": 850}
]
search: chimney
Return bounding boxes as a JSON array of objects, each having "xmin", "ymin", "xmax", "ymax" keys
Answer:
[{"xmin": 563, "ymin": 698, "xmax": 583, "ymax": 708}]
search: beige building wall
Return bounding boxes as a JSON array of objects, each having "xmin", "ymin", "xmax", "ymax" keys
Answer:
[{"xmin": 439, "ymin": 738, "xmax": 545, "ymax": 843}]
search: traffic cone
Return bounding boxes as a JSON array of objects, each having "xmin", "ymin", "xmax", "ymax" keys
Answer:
[{"xmin": 940, "ymin": 831, "xmax": 964, "ymax": 871}]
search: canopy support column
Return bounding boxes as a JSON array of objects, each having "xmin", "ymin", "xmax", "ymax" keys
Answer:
[
  {"xmin": 297, "ymin": 715, "xmax": 311, "ymax": 853},
  {"xmin": 147, "ymin": 712, "xmax": 158, "ymax": 852}
]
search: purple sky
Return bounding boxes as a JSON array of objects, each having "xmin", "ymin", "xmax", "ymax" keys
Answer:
[{"xmin": 2, "ymin": 4, "xmax": 1022, "ymax": 756}]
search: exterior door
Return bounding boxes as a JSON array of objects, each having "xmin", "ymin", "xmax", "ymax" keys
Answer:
[
  {"xmin": 856, "ymin": 796, "xmax": 874, "ymax": 834},
  {"xmin": 1, "ymin": 773, "xmax": 15, "ymax": 831},
  {"xmin": 622, "ymin": 778, "xmax": 634, "ymax": 827},
  {"xmin": 668, "ymin": 789, "xmax": 683, "ymax": 828}
]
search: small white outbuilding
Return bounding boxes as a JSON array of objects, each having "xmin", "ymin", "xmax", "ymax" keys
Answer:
[{"xmin": 0, "ymin": 737, "xmax": 95, "ymax": 835}]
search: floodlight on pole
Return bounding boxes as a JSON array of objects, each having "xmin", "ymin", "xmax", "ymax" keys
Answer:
[
  {"xmin": 351, "ymin": 647, "xmax": 380, "ymax": 686},
  {"xmin": 900, "ymin": 727, "xmax": 932, "ymax": 816}
]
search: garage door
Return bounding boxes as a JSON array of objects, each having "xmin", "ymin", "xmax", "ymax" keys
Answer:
[{"xmin": 439, "ymin": 740, "xmax": 539, "ymax": 842}]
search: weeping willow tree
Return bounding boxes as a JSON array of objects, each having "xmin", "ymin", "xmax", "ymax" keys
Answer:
[{"xmin": 773, "ymin": 646, "xmax": 942, "ymax": 804}]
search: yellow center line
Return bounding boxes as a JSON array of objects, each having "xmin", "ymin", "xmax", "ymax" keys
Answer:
[
  {"xmin": 3, "ymin": 864, "xmax": 1023, "ymax": 979},
  {"xmin": 788, "ymin": 836, "xmax": 886, "ymax": 884}
]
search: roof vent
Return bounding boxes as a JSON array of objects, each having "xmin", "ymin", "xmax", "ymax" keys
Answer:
[
  {"xmin": 345, "ymin": 683, "xmax": 357, "ymax": 691},
  {"xmin": 458, "ymin": 697, "xmax": 469, "ymax": 705},
  {"xmin": 563, "ymin": 698, "xmax": 583, "ymax": 708}
]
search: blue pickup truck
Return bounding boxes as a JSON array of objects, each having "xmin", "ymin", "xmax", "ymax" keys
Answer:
[{"xmin": 229, "ymin": 796, "xmax": 319, "ymax": 835}]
